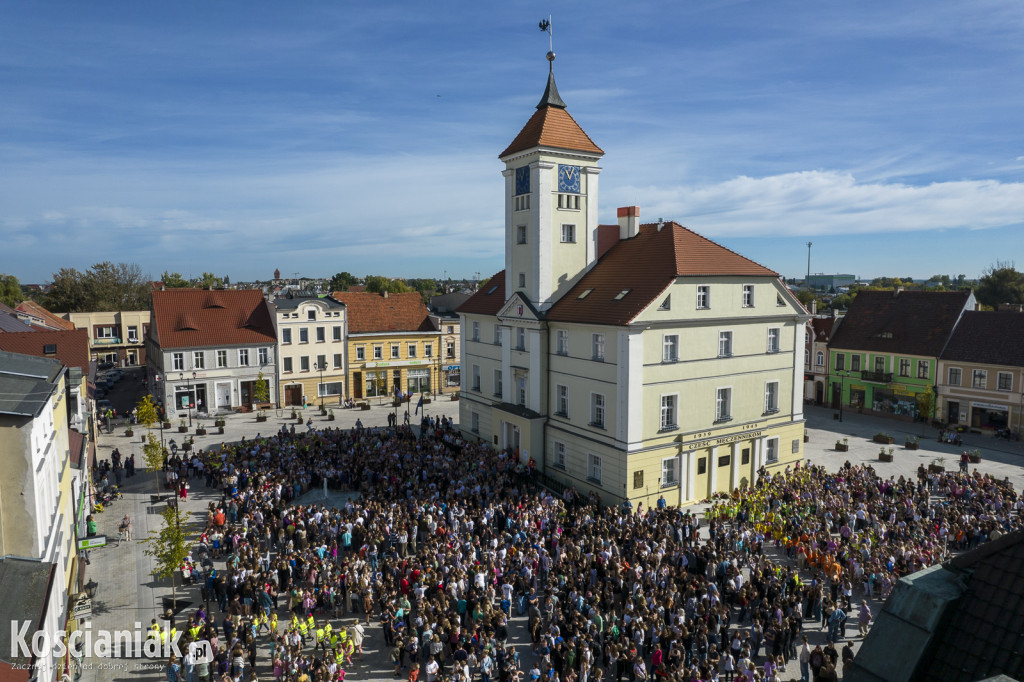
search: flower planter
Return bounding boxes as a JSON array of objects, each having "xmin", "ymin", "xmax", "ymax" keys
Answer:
[
  {"xmin": 256, "ymin": 415, "xmax": 267, "ymax": 423},
  {"xmin": 450, "ymin": 395, "xmax": 459, "ymax": 401},
  {"xmin": 178, "ymin": 426, "xmax": 188, "ymax": 433},
  {"xmin": 969, "ymin": 455, "xmax": 981, "ymax": 464},
  {"xmin": 218, "ymin": 426, "xmax": 225, "ymax": 435},
  {"xmin": 905, "ymin": 443, "xmax": 919, "ymax": 450},
  {"xmin": 196, "ymin": 428, "xmax": 207, "ymax": 436},
  {"xmin": 162, "ymin": 422, "xmax": 172, "ymax": 429},
  {"xmin": 804, "ymin": 434, "xmax": 810, "ymax": 443},
  {"xmin": 125, "ymin": 429, "xmax": 134, "ymax": 437},
  {"xmin": 928, "ymin": 464, "xmax": 945, "ymax": 474},
  {"xmin": 182, "ymin": 443, "xmax": 192, "ymax": 452},
  {"xmin": 360, "ymin": 404, "xmax": 371, "ymax": 411},
  {"xmin": 422, "ymin": 398, "xmax": 431, "ymax": 405},
  {"xmin": 873, "ymin": 435, "xmax": 895, "ymax": 445},
  {"xmin": 878, "ymin": 453, "xmax": 894, "ymax": 462},
  {"xmin": 327, "ymin": 415, "xmax": 335, "ymax": 421},
  {"xmin": 835, "ymin": 443, "xmax": 849, "ymax": 452}
]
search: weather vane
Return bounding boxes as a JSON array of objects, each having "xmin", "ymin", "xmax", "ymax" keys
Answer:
[{"xmin": 539, "ymin": 16, "xmax": 554, "ymax": 61}]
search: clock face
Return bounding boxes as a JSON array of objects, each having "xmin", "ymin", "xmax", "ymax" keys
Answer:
[
  {"xmin": 557, "ymin": 164, "xmax": 580, "ymax": 193},
  {"xmin": 515, "ymin": 166, "xmax": 530, "ymax": 196}
]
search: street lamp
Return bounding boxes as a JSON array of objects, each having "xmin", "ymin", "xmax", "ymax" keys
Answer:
[
  {"xmin": 179, "ymin": 371, "xmax": 195, "ymax": 427},
  {"xmin": 314, "ymin": 361, "xmax": 325, "ymax": 408},
  {"xmin": 836, "ymin": 370, "xmax": 850, "ymax": 422}
]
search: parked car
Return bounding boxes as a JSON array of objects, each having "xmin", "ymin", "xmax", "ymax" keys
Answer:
[
  {"xmin": 106, "ymin": 370, "xmax": 123, "ymax": 382},
  {"xmin": 98, "ymin": 361, "xmax": 115, "ymax": 370}
]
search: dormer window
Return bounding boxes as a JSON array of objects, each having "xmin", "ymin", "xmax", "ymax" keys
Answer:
[
  {"xmin": 876, "ymin": 331, "xmax": 893, "ymax": 339},
  {"xmin": 613, "ymin": 289, "xmax": 630, "ymax": 300}
]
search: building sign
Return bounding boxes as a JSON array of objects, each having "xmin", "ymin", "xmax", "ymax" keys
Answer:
[
  {"xmin": 364, "ymin": 359, "xmax": 429, "ymax": 369},
  {"xmin": 850, "ymin": 384, "xmax": 866, "ymax": 391},
  {"xmin": 77, "ymin": 536, "xmax": 107, "ymax": 550},
  {"xmin": 971, "ymin": 402, "xmax": 1009, "ymax": 411},
  {"xmin": 71, "ymin": 595, "xmax": 92, "ymax": 620},
  {"xmin": 683, "ymin": 422, "xmax": 766, "ymax": 450}
]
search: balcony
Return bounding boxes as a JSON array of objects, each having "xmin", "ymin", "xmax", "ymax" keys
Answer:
[
  {"xmin": 93, "ymin": 337, "xmax": 122, "ymax": 345},
  {"xmin": 859, "ymin": 370, "xmax": 893, "ymax": 383}
]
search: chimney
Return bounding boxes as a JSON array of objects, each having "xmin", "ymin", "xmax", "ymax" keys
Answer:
[
  {"xmin": 382, "ymin": 290, "xmax": 389, "ymax": 299},
  {"xmin": 810, "ymin": 300, "xmax": 817, "ymax": 315},
  {"xmin": 617, "ymin": 206, "xmax": 640, "ymax": 239},
  {"xmin": 893, "ymin": 287, "xmax": 902, "ymax": 297}
]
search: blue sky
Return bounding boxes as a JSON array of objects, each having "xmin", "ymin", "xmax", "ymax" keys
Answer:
[{"xmin": 2, "ymin": 1, "xmax": 1023, "ymax": 284}]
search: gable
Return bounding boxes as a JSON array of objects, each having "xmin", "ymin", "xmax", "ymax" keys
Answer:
[{"xmin": 497, "ymin": 292, "xmax": 542, "ymax": 324}]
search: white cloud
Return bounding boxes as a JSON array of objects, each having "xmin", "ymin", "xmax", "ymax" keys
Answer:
[{"xmin": 613, "ymin": 171, "xmax": 1024, "ymax": 238}]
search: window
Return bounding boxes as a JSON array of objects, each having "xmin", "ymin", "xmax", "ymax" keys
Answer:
[
  {"xmin": 553, "ymin": 442, "xmax": 566, "ymax": 469},
  {"xmin": 659, "ymin": 295, "xmax": 671, "ymax": 311},
  {"xmin": 316, "ymin": 327, "xmax": 325, "ymax": 343},
  {"xmin": 587, "ymin": 454, "xmax": 602, "ymax": 484},
  {"xmin": 471, "ymin": 412, "xmax": 479, "ymax": 433},
  {"xmin": 333, "ymin": 353, "xmax": 343, "ymax": 369},
  {"xmin": 561, "ymin": 224, "xmax": 576, "ymax": 243},
  {"xmin": 742, "ymin": 285, "xmax": 754, "ymax": 307},
  {"xmin": 282, "ymin": 328, "xmax": 292, "ymax": 344},
  {"xmin": 96, "ymin": 325, "xmax": 116, "ymax": 339},
  {"xmin": 590, "ymin": 393, "xmax": 605, "ymax": 428},
  {"xmin": 472, "ymin": 365, "xmax": 481, "ymax": 391},
  {"xmin": 217, "ymin": 350, "xmax": 228, "ymax": 368},
  {"xmin": 716, "ymin": 387, "xmax": 732, "ymax": 422},
  {"xmin": 557, "ymin": 194, "xmax": 580, "ymax": 210},
  {"xmin": 764, "ymin": 381, "xmax": 779, "ymax": 414},
  {"xmin": 718, "ymin": 331, "xmax": 733, "ymax": 358},
  {"xmin": 556, "ymin": 385, "xmax": 569, "ymax": 416},
  {"xmin": 948, "ymin": 367, "xmax": 962, "ymax": 386},
  {"xmin": 816, "ymin": 351, "xmax": 825, "ymax": 367},
  {"xmin": 408, "ymin": 343, "xmax": 417, "ymax": 358},
  {"xmin": 516, "ymin": 327, "xmax": 526, "ymax": 350},
  {"xmin": 472, "ymin": 321, "xmax": 480, "ymax": 341},
  {"xmin": 333, "ymin": 326, "xmax": 342, "ymax": 341},
  {"xmin": 494, "ymin": 370, "xmax": 503, "ymax": 398},
  {"xmin": 719, "ymin": 454, "xmax": 731, "ymax": 468},
  {"xmin": 424, "ymin": 344, "xmax": 433, "ymax": 358},
  {"xmin": 697, "ymin": 458, "xmax": 707, "ymax": 475},
  {"xmin": 307, "ymin": 309, "xmax": 316, "ymax": 321},
  {"xmin": 556, "ymin": 330, "xmax": 569, "ymax": 355},
  {"xmin": 516, "ymin": 225, "xmax": 527, "ymax": 244},
  {"xmin": 899, "ymin": 359, "xmax": 911, "ymax": 377},
  {"xmin": 696, "ymin": 286, "xmax": 710, "ymax": 309},
  {"xmin": 446, "ymin": 340, "xmax": 455, "ymax": 358},
  {"xmin": 660, "ymin": 394, "xmax": 677, "ymax": 430},
  {"xmin": 172, "ymin": 352, "xmax": 184, "ymax": 371},
  {"xmin": 318, "ymin": 381, "xmax": 344, "ymax": 397},
  {"xmin": 514, "ymin": 194, "xmax": 531, "ymax": 211},
  {"xmin": 446, "ymin": 326, "xmax": 454, "ymax": 334},
  {"xmin": 792, "ymin": 439, "xmax": 801, "ymax": 454},
  {"xmin": 494, "ymin": 325, "xmax": 502, "ymax": 345},
  {"xmin": 766, "ymin": 438, "xmax": 779, "ymax": 464},
  {"xmin": 874, "ymin": 356, "xmax": 884, "ymax": 372},
  {"xmin": 634, "ymin": 471, "xmax": 644, "ymax": 489},
  {"xmin": 283, "ymin": 357, "xmax": 293, "ymax": 372},
  {"xmin": 804, "ymin": 349, "xmax": 810, "ymax": 367},
  {"xmin": 592, "ymin": 333, "xmax": 605, "ymax": 362},
  {"xmin": 972, "ymin": 369, "xmax": 987, "ymax": 388},
  {"xmin": 613, "ymin": 289, "xmax": 630, "ymax": 300},
  {"xmin": 391, "ymin": 344, "xmax": 400, "ymax": 359},
  {"xmin": 662, "ymin": 457, "xmax": 678, "ymax": 487},
  {"xmin": 917, "ymin": 360, "xmax": 929, "ymax": 379},
  {"xmin": 518, "ymin": 273, "xmax": 526, "ymax": 288},
  {"xmin": 299, "ymin": 328, "xmax": 309, "ymax": 343},
  {"xmin": 997, "ymin": 372, "xmax": 1013, "ymax": 391},
  {"xmin": 851, "ymin": 355, "xmax": 861, "ymax": 372},
  {"xmin": 355, "ymin": 345, "xmax": 365, "ymax": 361},
  {"xmin": 193, "ymin": 351, "xmax": 205, "ymax": 369},
  {"xmin": 767, "ymin": 328, "xmax": 780, "ymax": 353},
  {"xmin": 238, "ymin": 348, "xmax": 249, "ymax": 366},
  {"xmin": 316, "ymin": 354, "xmax": 326, "ymax": 370},
  {"xmin": 517, "ymin": 376, "xmax": 527, "ymax": 405},
  {"xmin": 373, "ymin": 345, "xmax": 383, "ymax": 360},
  {"xmin": 836, "ymin": 353, "xmax": 846, "ymax": 371},
  {"xmin": 300, "ymin": 356, "xmax": 310, "ymax": 372},
  {"xmin": 663, "ymin": 335, "xmax": 679, "ymax": 363},
  {"xmin": 127, "ymin": 325, "xmax": 138, "ymax": 342},
  {"xmin": 777, "ymin": 294, "xmax": 785, "ymax": 307}
]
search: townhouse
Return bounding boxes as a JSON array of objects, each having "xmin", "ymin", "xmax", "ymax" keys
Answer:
[{"xmin": 271, "ymin": 293, "xmax": 347, "ymax": 407}]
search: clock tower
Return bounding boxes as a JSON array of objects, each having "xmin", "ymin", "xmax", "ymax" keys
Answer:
[{"xmin": 499, "ymin": 53, "xmax": 604, "ymax": 312}]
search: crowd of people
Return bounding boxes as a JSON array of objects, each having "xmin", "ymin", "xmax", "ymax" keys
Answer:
[{"xmin": 152, "ymin": 417, "xmax": 1021, "ymax": 682}]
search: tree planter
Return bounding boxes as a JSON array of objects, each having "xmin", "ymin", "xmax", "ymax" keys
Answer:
[
  {"xmin": 360, "ymin": 404, "xmax": 371, "ymax": 411},
  {"xmin": 873, "ymin": 435, "xmax": 895, "ymax": 445},
  {"xmin": 196, "ymin": 428, "xmax": 207, "ymax": 436},
  {"xmin": 804, "ymin": 434, "xmax": 810, "ymax": 443},
  {"xmin": 969, "ymin": 454, "xmax": 982, "ymax": 464},
  {"xmin": 422, "ymin": 398, "xmax": 431, "ymax": 405},
  {"xmin": 182, "ymin": 443, "xmax": 192, "ymax": 452},
  {"xmin": 125, "ymin": 428, "xmax": 134, "ymax": 437},
  {"xmin": 255, "ymin": 415, "xmax": 267, "ymax": 423},
  {"xmin": 327, "ymin": 415, "xmax": 335, "ymax": 421},
  {"xmin": 178, "ymin": 426, "xmax": 188, "ymax": 433},
  {"xmin": 451, "ymin": 395, "xmax": 459, "ymax": 401},
  {"xmin": 162, "ymin": 422, "xmax": 172, "ymax": 429},
  {"xmin": 217, "ymin": 426, "xmax": 225, "ymax": 435},
  {"xmin": 928, "ymin": 464, "xmax": 945, "ymax": 474},
  {"xmin": 905, "ymin": 443, "xmax": 919, "ymax": 450},
  {"xmin": 878, "ymin": 453, "xmax": 894, "ymax": 462},
  {"xmin": 835, "ymin": 443, "xmax": 849, "ymax": 452}
]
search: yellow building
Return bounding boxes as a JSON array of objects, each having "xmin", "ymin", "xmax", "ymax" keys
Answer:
[
  {"xmin": 272, "ymin": 294, "xmax": 348, "ymax": 407},
  {"xmin": 65, "ymin": 309, "xmax": 151, "ymax": 367},
  {"xmin": 458, "ymin": 59, "xmax": 808, "ymax": 507},
  {"xmin": 332, "ymin": 292, "xmax": 441, "ymax": 402}
]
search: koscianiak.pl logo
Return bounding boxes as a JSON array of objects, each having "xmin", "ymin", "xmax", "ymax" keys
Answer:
[{"xmin": 9, "ymin": 621, "xmax": 214, "ymax": 663}]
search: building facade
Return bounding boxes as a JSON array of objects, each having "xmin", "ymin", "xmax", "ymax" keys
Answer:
[
  {"xmin": 827, "ymin": 290, "xmax": 974, "ymax": 421},
  {"xmin": 147, "ymin": 289, "xmax": 277, "ymax": 418},
  {"xmin": 272, "ymin": 294, "xmax": 347, "ymax": 407},
  {"xmin": 803, "ymin": 312, "xmax": 840, "ymax": 405},
  {"xmin": 458, "ymin": 60, "xmax": 807, "ymax": 508},
  {"xmin": 64, "ymin": 309, "xmax": 150, "ymax": 367},
  {"xmin": 331, "ymin": 292, "xmax": 439, "ymax": 402},
  {"xmin": 937, "ymin": 310, "xmax": 1024, "ymax": 431}
]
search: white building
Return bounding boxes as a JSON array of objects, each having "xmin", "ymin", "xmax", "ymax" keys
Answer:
[
  {"xmin": 459, "ymin": 58, "xmax": 808, "ymax": 507},
  {"xmin": 271, "ymin": 293, "xmax": 348, "ymax": 406}
]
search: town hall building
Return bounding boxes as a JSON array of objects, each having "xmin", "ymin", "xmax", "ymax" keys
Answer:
[{"xmin": 458, "ymin": 55, "xmax": 809, "ymax": 507}]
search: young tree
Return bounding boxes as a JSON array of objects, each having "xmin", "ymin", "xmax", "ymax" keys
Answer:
[
  {"xmin": 160, "ymin": 271, "xmax": 191, "ymax": 288},
  {"xmin": 195, "ymin": 272, "xmax": 224, "ymax": 289},
  {"xmin": 142, "ymin": 433, "xmax": 166, "ymax": 494},
  {"xmin": 976, "ymin": 262, "xmax": 1024, "ymax": 309},
  {"xmin": 141, "ymin": 502, "xmax": 191, "ymax": 612},
  {"xmin": 328, "ymin": 271, "xmax": 358, "ymax": 292},
  {"xmin": 136, "ymin": 394, "xmax": 159, "ymax": 429},
  {"xmin": 254, "ymin": 371, "xmax": 270, "ymax": 412},
  {"xmin": 0, "ymin": 274, "xmax": 21, "ymax": 307}
]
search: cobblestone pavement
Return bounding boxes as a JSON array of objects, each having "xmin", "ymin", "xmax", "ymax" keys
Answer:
[{"xmin": 75, "ymin": 403, "xmax": 1023, "ymax": 681}]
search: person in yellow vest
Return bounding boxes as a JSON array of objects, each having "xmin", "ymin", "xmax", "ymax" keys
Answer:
[
  {"xmin": 329, "ymin": 630, "xmax": 339, "ymax": 652},
  {"xmin": 269, "ymin": 612, "xmax": 279, "ymax": 636},
  {"xmin": 148, "ymin": 620, "xmax": 161, "ymax": 640},
  {"xmin": 290, "ymin": 614, "xmax": 300, "ymax": 633},
  {"xmin": 342, "ymin": 637, "xmax": 354, "ymax": 666},
  {"xmin": 306, "ymin": 614, "xmax": 316, "ymax": 636},
  {"xmin": 315, "ymin": 626, "xmax": 326, "ymax": 652}
]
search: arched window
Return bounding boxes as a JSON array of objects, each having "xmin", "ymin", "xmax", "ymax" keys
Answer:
[
  {"xmin": 816, "ymin": 350, "xmax": 825, "ymax": 367},
  {"xmin": 804, "ymin": 349, "xmax": 810, "ymax": 366}
]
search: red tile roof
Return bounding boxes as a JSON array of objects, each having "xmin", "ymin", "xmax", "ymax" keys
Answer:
[
  {"xmin": 547, "ymin": 222, "xmax": 778, "ymax": 325},
  {"xmin": 151, "ymin": 289, "xmax": 276, "ymax": 349},
  {"xmin": 0, "ymin": 329, "xmax": 90, "ymax": 372},
  {"xmin": 330, "ymin": 292, "xmax": 433, "ymax": 334},
  {"xmin": 500, "ymin": 106, "xmax": 604, "ymax": 158},
  {"xmin": 457, "ymin": 272, "xmax": 507, "ymax": 316},
  {"xmin": 810, "ymin": 316, "xmax": 837, "ymax": 341},
  {"xmin": 15, "ymin": 301, "xmax": 75, "ymax": 330}
]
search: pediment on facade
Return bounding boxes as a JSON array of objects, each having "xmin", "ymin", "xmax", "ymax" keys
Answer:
[{"xmin": 497, "ymin": 293, "xmax": 544, "ymax": 326}]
